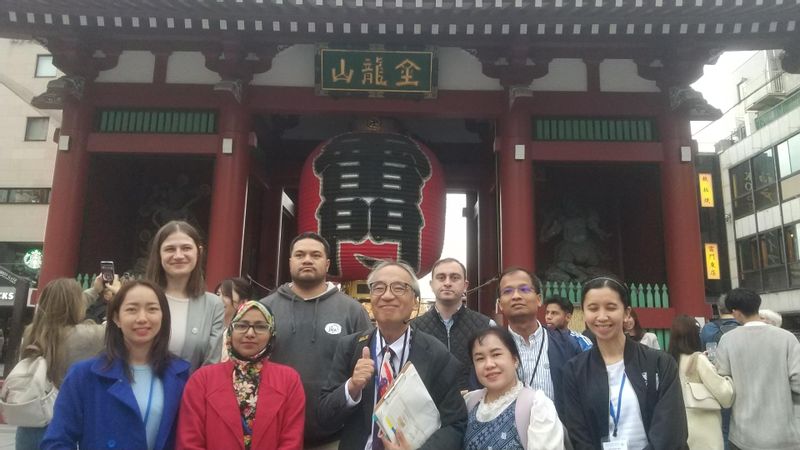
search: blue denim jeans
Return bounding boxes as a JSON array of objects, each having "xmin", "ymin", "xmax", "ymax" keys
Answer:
[{"xmin": 15, "ymin": 426, "xmax": 47, "ymax": 450}]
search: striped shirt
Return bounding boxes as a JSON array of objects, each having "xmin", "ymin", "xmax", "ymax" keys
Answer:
[{"xmin": 509, "ymin": 322, "xmax": 554, "ymax": 402}]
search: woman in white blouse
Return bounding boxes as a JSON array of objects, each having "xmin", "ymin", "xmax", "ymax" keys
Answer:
[
  {"xmin": 669, "ymin": 314, "xmax": 734, "ymax": 450},
  {"xmin": 464, "ymin": 327, "xmax": 564, "ymax": 450}
]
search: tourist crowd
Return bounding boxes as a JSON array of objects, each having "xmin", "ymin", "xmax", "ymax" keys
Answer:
[{"xmin": 5, "ymin": 222, "xmax": 799, "ymax": 450}]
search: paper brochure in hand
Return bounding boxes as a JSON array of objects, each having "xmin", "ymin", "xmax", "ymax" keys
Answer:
[{"xmin": 372, "ymin": 362, "xmax": 441, "ymax": 449}]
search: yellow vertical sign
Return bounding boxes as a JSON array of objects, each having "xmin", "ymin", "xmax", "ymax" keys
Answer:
[
  {"xmin": 699, "ymin": 173, "xmax": 715, "ymax": 207},
  {"xmin": 705, "ymin": 243, "xmax": 721, "ymax": 280}
]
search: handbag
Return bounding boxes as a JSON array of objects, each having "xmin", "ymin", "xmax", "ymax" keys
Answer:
[
  {"xmin": 682, "ymin": 352, "xmax": 721, "ymax": 411},
  {"xmin": 0, "ymin": 346, "xmax": 58, "ymax": 427}
]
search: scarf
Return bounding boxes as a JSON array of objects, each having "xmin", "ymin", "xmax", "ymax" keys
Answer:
[{"xmin": 226, "ymin": 301, "xmax": 276, "ymax": 450}]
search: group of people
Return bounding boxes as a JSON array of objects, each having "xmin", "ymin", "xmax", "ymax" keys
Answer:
[{"xmin": 10, "ymin": 223, "xmax": 800, "ymax": 450}]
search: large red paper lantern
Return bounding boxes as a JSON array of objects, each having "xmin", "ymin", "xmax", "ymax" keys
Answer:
[{"xmin": 298, "ymin": 131, "xmax": 445, "ymax": 281}]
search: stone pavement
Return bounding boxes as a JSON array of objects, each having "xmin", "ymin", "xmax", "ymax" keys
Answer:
[{"xmin": 0, "ymin": 424, "xmax": 15, "ymax": 449}]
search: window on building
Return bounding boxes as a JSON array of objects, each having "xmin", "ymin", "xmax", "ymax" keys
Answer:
[
  {"xmin": 777, "ymin": 133, "xmax": 800, "ymax": 200},
  {"xmin": 34, "ymin": 55, "xmax": 57, "ymax": 78},
  {"xmin": 737, "ymin": 236, "xmax": 761, "ymax": 291},
  {"xmin": 730, "ymin": 149, "xmax": 780, "ymax": 219},
  {"xmin": 760, "ymin": 228, "xmax": 787, "ymax": 290},
  {"xmin": 752, "ymin": 149, "xmax": 779, "ymax": 211},
  {"xmin": 0, "ymin": 188, "xmax": 51, "ymax": 204},
  {"xmin": 784, "ymin": 223, "xmax": 800, "ymax": 288},
  {"xmin": 737, "ymin": 227, "xmax": 791, "ymax": 293},
  {"xmin": 730, "ymin": 161, "xmax": 754, "ymax": 219},
  {"xmin": 24, "ymin": 117, "xmax": 49, "ymax": 141}
]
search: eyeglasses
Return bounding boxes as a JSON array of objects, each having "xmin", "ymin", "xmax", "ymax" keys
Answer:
[
  {"xmin": 500, "ymin": 285, "xmax": 537, "ymax": 298},
  {"xmin": 231, "ymin": 322, "xmax": 271, "ymax": 335},
  {"xmin": 369, "ymin": 281, "xmax": 413, "ymax": 297}
]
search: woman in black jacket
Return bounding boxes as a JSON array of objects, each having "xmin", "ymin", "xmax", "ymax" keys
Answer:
[{"xmin": 562, "ymin": 276, "xmax": 687, "ymax": 450}]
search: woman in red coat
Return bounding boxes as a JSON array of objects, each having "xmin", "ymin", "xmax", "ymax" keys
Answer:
[{"xmin": 177, "ymin": 301, "xmax": 305, "ymax": 450}]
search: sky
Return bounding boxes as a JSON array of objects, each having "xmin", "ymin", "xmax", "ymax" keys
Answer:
[
  {"xmin": 419, "ymin": 193, "xmax": 467, "ymax": 301},
  {"xmin": 691, "ymin": 51, "xmax": 758, "ymax": 152}
]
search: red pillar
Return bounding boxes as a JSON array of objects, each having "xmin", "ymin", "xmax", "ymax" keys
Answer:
[
  {"xmin": 205, "ymin": 102, "xmax": 251, "ymax": 288},
  {"xmin": 478, "ymin": 179, "xmax": 499, "ymax": 314},
  {"xmin": 496, "ymin": 100, "xmax": 535, "ymax": 272},
  {"xmin": 659, "ymin": 113, "xmax": 710, "ymax": 318},
  {"xmin": 38, "ymin": 99, "xmax": 93, "ymax": 289}
]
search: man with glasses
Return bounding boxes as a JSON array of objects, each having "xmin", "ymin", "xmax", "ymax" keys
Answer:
[
  {"xmin": 413, "ymin": 257, "xmax": 494, "ymax": 390},
  {"xmin": 319, "ymin": 260, "xmax": 467, "ymax": 450},
  {"xmin": 260, "ymin": 232, "xmax": 371, "ymax": 449},
  {"xmin": 496, "ymin": 267, "xmax": 581, "ymax": 419}
]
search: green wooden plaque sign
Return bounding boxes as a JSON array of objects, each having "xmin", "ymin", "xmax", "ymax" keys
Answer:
[{"xmin": 316, "ymin": 46, "xmax": 437, "ymax": 98}]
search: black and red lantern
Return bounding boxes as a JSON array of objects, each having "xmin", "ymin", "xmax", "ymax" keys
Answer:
[{"xmin": 298, "ymin": 130, "xmax": 445, "ymax": 281}]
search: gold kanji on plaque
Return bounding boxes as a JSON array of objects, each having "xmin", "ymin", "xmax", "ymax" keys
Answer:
[
  {"xmin": 331, "ymin": 58, "xmax": 354, "ymax": 84},
  {"xmin": 395, "ymin": 59, "xmax": 421, "ymax": 87}
]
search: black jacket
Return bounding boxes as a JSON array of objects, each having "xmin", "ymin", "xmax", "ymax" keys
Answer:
[
  {"xmin": 318, "ymin": 329, "xmax": 467, "ymax": 450},
  {"xmin": 562, "ymin": 338, "xmax": 688, "ymax": 450},
  {"xmin": 412, "ymin": 305, "xmax": 492, "ymax": 389}
]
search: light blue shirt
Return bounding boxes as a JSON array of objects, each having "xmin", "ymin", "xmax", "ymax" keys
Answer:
[
  {"xmin": 570, "ymin": 329, "xmax": 594, "ymax": 351},
  {"xmin": 510, "ymin": 322, "xmax": 555, "ymax": 402},
  {"xmin": 131, "ymin": 364, "xmax": 164, "ymax": 450}
]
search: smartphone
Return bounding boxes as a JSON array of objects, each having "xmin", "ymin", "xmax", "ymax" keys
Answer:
[{"xmin": 100, "ymin": 261, "xmax": 115, "ymax": 283}]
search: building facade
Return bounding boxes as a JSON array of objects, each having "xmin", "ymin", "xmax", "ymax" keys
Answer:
[
  {"xmin": 0, "ymin": 39, "xmax": 61, "ymax": 300},
  {"xmin": 697, "ymin": 50, "xmax": 800, "ymax": 333},
  {"xmin": 1, "ymin": 1, "xmax": 799, "ymax": 341}
]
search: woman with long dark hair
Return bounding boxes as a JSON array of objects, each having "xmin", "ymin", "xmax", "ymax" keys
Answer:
[
  {"xmin": 624, "ymin": 309, "xmax": 660, "ymax": 350},
  {"xmin": 41, "ymin": 280, "xmax": 191, "ymax": 450},
  {"xmin": 145, "ymin": 220, "xmax": 224, "ymax": 372},
  {"xmin": 12, "ymin": 278, "xmax": 104, "ymax": 450},
  {"xmin": 668, "ymin": 315, "xmax": 733, "ymax": 450},
  {"xmin": 562, "ymin": 276, "xmax": 687, "ymax": 449}
]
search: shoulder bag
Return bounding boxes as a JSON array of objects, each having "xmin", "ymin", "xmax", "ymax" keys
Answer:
[{"xmin": 682, "ymin": 352, "xmax": 721, "ymax": 411}]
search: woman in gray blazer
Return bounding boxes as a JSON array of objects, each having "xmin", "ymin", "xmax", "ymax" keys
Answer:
[{"xmin": 145, "ymin": 220, "xmax": 224, "ymax": 372}]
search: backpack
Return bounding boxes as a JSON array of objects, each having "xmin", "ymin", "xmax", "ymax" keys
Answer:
[
  {"xmin": 711, "ymin": 319, "xmax": 738, "ymax": 344},
  {"xmin": 0, "ymin": 348, "xmax": 58, "ymax": 427}
]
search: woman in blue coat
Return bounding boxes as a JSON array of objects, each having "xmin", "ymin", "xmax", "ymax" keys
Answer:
[{"xmin": 41, "ymin": 280, "xmax": 191, "ymax": 450}]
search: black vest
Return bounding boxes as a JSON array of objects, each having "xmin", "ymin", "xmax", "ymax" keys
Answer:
[{"xmin": 413, "ymin": 305, "xmax": 492, "ymax": 370}]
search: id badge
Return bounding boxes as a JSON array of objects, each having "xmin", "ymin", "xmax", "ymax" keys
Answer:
[{"xmin": 601, "ymin": 437, "xmax": 628, "ymax": 450}]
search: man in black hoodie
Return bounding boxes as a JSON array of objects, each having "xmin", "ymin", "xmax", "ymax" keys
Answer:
[{"xmin": 261, "ymin": 232, "xmax": 372, "ymax": 448}]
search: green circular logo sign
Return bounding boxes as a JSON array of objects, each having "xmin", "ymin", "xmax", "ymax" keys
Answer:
[{"xmin": 23, "ymin": 249, "xmax": 43, "ymax": 270}]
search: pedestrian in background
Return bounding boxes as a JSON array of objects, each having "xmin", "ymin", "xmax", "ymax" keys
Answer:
[
  {"xmin": 215, "ymin": 277, "xmax": 253, "ymax": 362},
  {"xmin": 13, "ymin": 278, "xmax": 105, "ymax": 450},
  {"xmin": 669, "ymin": 314, "xmax": 733, "ymax": 450},
  {"xmin": 624, "ymin": 308, "xmax": 660, "ymax": 350}
]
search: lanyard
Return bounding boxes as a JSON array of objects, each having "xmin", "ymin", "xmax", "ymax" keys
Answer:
[
  {"xmin": 609, "ymin": 373, "xmax": 626, "ymax": 438},
  {"xmin": 142, "ymin": 374, "xmax": 155, "ymax": 428},
  {"xmin": 527, "ymin": 330, "xmax": 547, "ymax": 387}
]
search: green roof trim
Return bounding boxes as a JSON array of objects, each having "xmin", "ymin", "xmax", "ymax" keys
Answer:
[
  {"xmin": 96, "ymin": 109, "xmax": 217, "ymax": 134},
  {"xmin": 534, "ymin": 118, "xmax": 658, "ymax": 142},
  {"xmin": 754, "ymin": 89, "xmax": 800, "ymax": 130}
]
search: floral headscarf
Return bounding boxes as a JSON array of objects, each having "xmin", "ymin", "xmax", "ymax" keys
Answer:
[{"xmin": 227, "ymin": 301, "xmax": 276, "ymax": 450}]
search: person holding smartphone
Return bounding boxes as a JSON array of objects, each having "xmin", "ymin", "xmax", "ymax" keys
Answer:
[
  {"xmin": 83, "ymin": 263, "xmax": 123, "ymax": 323},
  {"xmin": 144, "ymin": 220, "xmax": 224, "ymax": 373}
]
